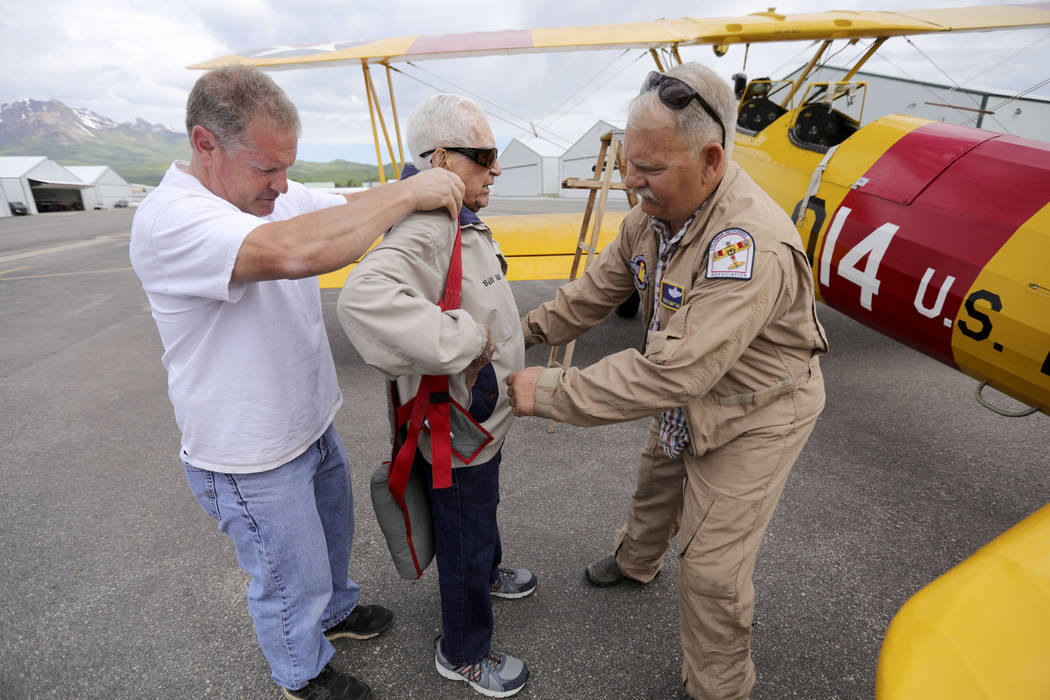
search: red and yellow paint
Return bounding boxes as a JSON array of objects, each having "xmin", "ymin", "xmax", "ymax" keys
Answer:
[{"xmin": 735, "ymin": 113, "xmax": 1050, "ymax": 416}]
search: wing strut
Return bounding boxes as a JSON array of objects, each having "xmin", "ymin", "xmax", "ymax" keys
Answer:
[
  {"xmin": 648, "ymin": 48, "xmax": 665, "ymax": 72},
  {"xmin": 362, "ymin": 61, "xmax": 386, "ymax": 183},
  {"xmin": 842, "ymin": 37, "xmax": 888, "ymax": 81},
  {"xmin": 385, "ymin": 64, "xmax": 406, "ymax": 170},
  {"xmin": 361, "ymin": 61, "xmax": 405, "ymax": 183},
  {"xmin": 781, "ymin": 40, "xmax": 832, "ymax": 108}
]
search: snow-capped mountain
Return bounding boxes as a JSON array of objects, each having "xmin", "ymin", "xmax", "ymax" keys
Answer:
[
  {"xmin": 0, "ymin": 99, "xmax": 181, "ymax": 147},
  {"xmin": 0, "ymin": 98, "xmax": 188, "ymax": 184}
]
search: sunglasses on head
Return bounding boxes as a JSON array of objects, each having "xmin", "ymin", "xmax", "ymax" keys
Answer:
[
  {"xmin": 641, "ymin": 71, "xmax": 727, "ymax": 150},
  {"xmin": 419, "ymin": 146, "xmax": 498, "ymax": 169}
]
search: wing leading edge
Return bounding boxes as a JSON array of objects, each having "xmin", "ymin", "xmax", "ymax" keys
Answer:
[{"xmin": 189, "ymin": 4, "xmax": 1050, "ymax": 70}]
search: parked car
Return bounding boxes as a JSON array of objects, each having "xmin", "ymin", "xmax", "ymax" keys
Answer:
[
  {"xmin": 9, "ymin": 201, "xmax": 28, "ymax": 215},
  {"xmin": 113, "ymin": 199, "xmax": 129, "ymax": 208}
]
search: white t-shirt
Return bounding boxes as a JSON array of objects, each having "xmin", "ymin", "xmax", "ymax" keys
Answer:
[{"xmin": 130, "ymin": 161, "xmax": 347, "ymax": 473}]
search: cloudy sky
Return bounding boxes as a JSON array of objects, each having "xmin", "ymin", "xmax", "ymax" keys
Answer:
[{"xmin": 2, "ymin": 0, "xmax": 1049, "ymax": 164}]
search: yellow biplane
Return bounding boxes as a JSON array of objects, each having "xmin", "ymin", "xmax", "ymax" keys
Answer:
[
  {"xmin": 191, "ymin": 3, "xmax": 1050, "ymax": 421},
  {"xmin": 193, "ymin": 7, "xmax": 1050, "ymax": 696}
]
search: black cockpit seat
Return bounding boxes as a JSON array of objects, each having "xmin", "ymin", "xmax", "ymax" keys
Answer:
[
  {"xmin": 790, "ymin": 103, "xmax": 858, "ymax": 152},
  {"xmin": 736, "ymin": 97, "xmax": 787, "ymax": 134}
]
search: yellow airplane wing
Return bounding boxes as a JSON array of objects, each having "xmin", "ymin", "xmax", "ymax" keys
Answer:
[{"xmin": 189, "ymin": 4, "xmax": 1050, "ymax": 70}]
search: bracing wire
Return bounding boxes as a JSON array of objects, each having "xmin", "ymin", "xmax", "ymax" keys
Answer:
[
  {"xmin": 951, "ymin": 32, "xmax": 1050, "ymax": 97},
  {"xmin": 816, "ymin": 40, "xmax": 855, "ymax": 72},
  {"xmin": 396, "ymin": 61, "xmax": 573, "ymax": 149},
  {"xmin": 536, "ymin": 48, "xmax": 634, "ymax": 132},
  {"xmin": 388, "ymin": 64, "xmax": 572, "ymax": 153},
  {"xmin": 960, "ymin": 76, "xmax": 1050, "ymax": 127},
  {"xmin": 826, "ymin": 39, "xmax": 878, "ymax": 77},
  {"xmin": 903, "ymin": 36, "xmax": 966, "ymax": 90},
  {"xmin": 540, "ymin": 50, "xmax": 650, "ymax": 144},
  {"xmin": 900, "ymin": 36, "xmax": 1012, "ymax": 133},
  {"xmin": 873, "ymin": 48, "xmax": 1013, "ymax": 134},
  {"xmin": 768, "ymin": 40, "xmax": 822, "ymax": 78}
]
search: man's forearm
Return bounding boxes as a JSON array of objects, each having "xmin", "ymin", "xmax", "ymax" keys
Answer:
[
  {"xmin": 232, "ymin": 181, "xmax": 419, "ymax": 282},
  {"xmin": 232, "ymin": 169, "xmax": 463, "ymax": 283}
]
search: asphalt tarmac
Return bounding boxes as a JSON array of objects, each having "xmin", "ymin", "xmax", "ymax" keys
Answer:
[{"xmin": 1, "ymin": 205, "xmax": 1046, "ymax": 700}]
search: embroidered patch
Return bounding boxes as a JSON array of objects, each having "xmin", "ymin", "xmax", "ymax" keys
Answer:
[
  {"xmin": 706, "ymin": 228, "xmax": 755, "ymax": 280},
  {"xmin": 629, "ymin": 254, "xmax": 648, "ymax": 290},
  {"xmin": 660, "ymin": 281, "xmax": 684, "ymax": 310}
]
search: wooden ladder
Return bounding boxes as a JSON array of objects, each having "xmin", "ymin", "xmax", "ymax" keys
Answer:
[{"xmin": 545, "ymin": 130, "xmax": 638, "ymax": 431}]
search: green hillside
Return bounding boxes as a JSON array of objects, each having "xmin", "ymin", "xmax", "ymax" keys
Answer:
[
  {"xmin": 288, "ymin": 159, "xmax": 397, "ymax": 187},
  {"xmin": 0, "ymin": 132, "xmax": 397, "ymax": 187},
  {"xmin": 0, "ymin": 130, "xmax": 190, "ymax": 185}
]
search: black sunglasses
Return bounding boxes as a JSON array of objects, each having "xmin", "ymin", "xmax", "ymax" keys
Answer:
[
  {"xmin": 641, "ymin": 71, "xmax": 727, "ymax": 150},
  {"xmin": 419, "ymin": 146, "xmax": 498, "ymax": 169}
]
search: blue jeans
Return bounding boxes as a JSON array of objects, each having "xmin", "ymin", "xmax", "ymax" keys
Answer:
[
  {"xmin": 184, "ymin": 424, "xmax": 361, "ymax": 690},
  {"xmin": 423, "ymin": 449, "xmax": 502, "ymax": 665}
]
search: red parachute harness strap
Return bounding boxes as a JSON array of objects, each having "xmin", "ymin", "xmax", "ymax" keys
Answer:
[{"xmin": 384, "ymin": 221, "xmax": 463, "ymax": 557}]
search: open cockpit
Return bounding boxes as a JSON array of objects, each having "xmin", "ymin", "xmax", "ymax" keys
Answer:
[{"xmin": 736, "ymin": 77, "xmax": 866, "ymax": 152}]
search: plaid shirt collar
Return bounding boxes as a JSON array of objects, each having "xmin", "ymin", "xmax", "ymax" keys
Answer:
[{"xmin": 650, "ymin": 203, "xmax": 705, "ymax": 253}]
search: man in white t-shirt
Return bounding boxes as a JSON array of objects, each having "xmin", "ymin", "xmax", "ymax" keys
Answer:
[{"xmin": 129, "ymin": 66, "xmax": 465, "ymax": 700}]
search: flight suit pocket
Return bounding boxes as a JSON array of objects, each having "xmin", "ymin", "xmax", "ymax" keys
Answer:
[
  {"xmin": 645, "ymin": 306, "xmax": 690, "ymax": 364},
  {"xmin": 678, "ymin": 478, "xmax": 761, "ymax": 599}
]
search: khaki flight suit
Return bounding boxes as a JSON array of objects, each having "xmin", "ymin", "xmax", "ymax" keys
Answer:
[{"xmin": 522, "ymin": 162, "xmax": 828, "ymax": 699}]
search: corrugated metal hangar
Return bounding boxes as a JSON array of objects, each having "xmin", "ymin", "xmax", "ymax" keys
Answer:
[
  {"xmin": 493, "ymin": 121, "xmax": 626, "ymax": 199},
  {"xmin": 65, "ymin": 166, "xmax": 131, "ymax": 210},
  {"xmin": 494, "ymin": 136, "xmax": 563, "ymax": 197},
  {"xmin": 0, "ymin": 157, "xmax": 132, "ymax": 216}
]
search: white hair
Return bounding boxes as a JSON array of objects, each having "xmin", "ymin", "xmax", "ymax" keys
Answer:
[
  {"xmin": 628, "ymin": 62, "xmax": 735, "ymax": 158},
  {"xmin": 406, "ymin": 94, "xmax": 487, "ymax": 171}
]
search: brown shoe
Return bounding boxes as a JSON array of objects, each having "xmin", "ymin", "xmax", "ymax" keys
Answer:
[{"xmin": 585, "ymin": 555, "xmax": 627, "ymax": 587}]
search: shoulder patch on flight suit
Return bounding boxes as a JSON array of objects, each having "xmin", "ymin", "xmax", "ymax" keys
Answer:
[
  {"xmin": 660, "ymin": 281, "xmax": 684, "ymax": 310},
  {"xmin": 706, "ymin": 228, "xmax": 755, "ymax": 280},
  {"xmin": 630, "ymin": 254, "xmax": 648, "ymax": 290}
]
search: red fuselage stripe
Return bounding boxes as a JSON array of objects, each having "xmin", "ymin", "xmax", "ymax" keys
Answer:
[{"xmin": 821, "ymin": 122, "xmax": 1050, "ymax": 365}]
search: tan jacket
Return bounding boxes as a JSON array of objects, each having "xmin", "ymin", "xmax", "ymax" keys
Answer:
[
  {"xmin": 338, "ymin": 210, "xmax": 525, "ymax": 467},
  {"xmin": 522, "ymin": 162, "xmax": 828, "ymax": 455}
]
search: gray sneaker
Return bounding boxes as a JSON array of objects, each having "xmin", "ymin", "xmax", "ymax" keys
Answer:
[
  {"xmin": 490, "ymin": 567, "xmax": 537, "ymax": 599},
  {"xmin": 434, "ymin": 638, "xmax": 529, "ymax": 698}
]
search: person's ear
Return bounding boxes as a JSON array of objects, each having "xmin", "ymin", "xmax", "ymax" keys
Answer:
[
  {"xmin": 701, "ymin": 142, "xmax": 724, "ymax": 186},
  {"xmin": 430, "ymin": 148, "xmax": 449, "ymax": 171},
  {"xmin": 191, "ymin": 125, "xmax": 220, "ymax": 164}
]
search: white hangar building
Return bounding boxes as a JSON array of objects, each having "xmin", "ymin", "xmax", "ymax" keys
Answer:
[
  {"xmin": 65, "ymin": 166, "xmax": 131, "ymax": 210},
  {"xmin": 0, "ymin": 156, "xmax": 89, "ymax": 216},
  {"xmin": 494, "ymin": 136, "xmax": 564, "ymax": 197},
  {"xmin": 559, "ymin": 120, "xmax": 628, "ymax": 200}
]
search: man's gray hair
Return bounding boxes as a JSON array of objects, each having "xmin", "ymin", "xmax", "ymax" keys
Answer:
[
  {"xmin": 186, "ymin": 66, "xmax": 301, "ymax": 151},
  {"xmin": 628, "ymin": 62, "xmax": 736, "ymax": 158},
  {"xmin": 406, "ymin": 94, "xmax": 486, "ymax": 171}
]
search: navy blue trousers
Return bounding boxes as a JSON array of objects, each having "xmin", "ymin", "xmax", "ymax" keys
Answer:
[{"xmin": 421, "ymin": 449, "xmax": 502, "ymax": 665}]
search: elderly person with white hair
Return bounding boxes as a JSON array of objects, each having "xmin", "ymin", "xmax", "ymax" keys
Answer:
[
  {"xmin": 507, "ymin": 62, "xmax": 828, "ymax": 699},
  {"xmin": 337, "ymin": 94, "xmax": 533, "ymax": 698}
]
